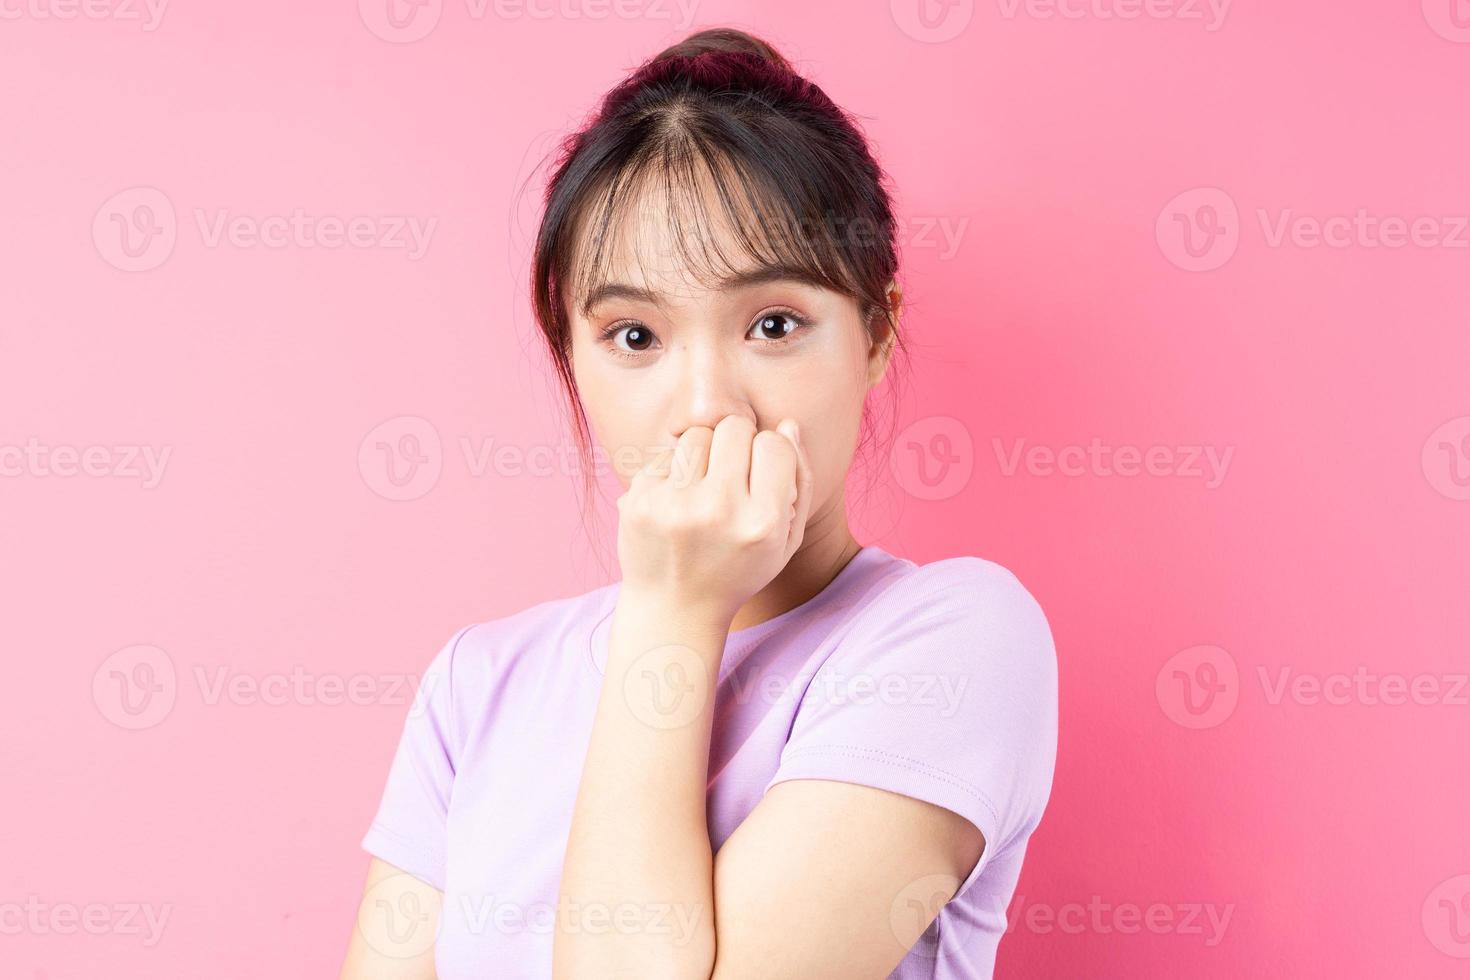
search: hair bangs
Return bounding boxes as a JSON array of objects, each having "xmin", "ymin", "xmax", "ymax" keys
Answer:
[{"xmin": 564, "ymin": 134, "xmax": 867, "ymax": 322}]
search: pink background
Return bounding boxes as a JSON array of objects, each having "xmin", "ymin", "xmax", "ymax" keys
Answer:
[{"xmin": 2, "ymin": 1, "xmax": 1468, "ymax": 977}]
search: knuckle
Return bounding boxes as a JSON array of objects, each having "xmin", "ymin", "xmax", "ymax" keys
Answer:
[
  {"xmin": 715, "ymin": 415, "xmax": 756, "ymax": 436},
  {"xmin": 737, "ymin": 512, "xmax": 781, "ymax": 543},
  {"xmin": 753, "ymin": 430, "xmax": 795, "ymax": 464}
]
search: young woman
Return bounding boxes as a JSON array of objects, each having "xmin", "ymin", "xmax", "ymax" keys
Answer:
[{"xmin": 340, "ymin": 27, "xmax": 1058, "ymax": 980}]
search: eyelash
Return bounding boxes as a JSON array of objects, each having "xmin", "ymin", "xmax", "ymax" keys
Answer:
[{"xmin": 596, "ymin": 307, "xmax": 815, "ymax": 362}]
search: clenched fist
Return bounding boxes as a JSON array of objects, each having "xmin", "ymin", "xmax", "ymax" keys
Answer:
[{"xmin": 615, "ymin": 415, "xmax": 814, "ymax": 626}]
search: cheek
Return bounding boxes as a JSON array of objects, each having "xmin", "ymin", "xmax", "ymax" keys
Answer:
[
  {"xmin": 765, "ymin": 375, "xmax": 866, "ymax": 500},
  {"xmin": 569, "ymin": 354, "xmax": 653, "ymax": 485},
  {"xmin": 802, "ymin": 409, "xmax": 861, "ymax": 501}
]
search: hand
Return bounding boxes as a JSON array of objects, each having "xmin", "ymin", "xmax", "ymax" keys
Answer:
[{"xmin": 615, "ymin": 415, "xmax": 814, "ymax": 627}]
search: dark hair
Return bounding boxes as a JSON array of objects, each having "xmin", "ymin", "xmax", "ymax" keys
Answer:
[{"xmin": 528, "ymin": 27, "xmax": 908, "ymax": 534}]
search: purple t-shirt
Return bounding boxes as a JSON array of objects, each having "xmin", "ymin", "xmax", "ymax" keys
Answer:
[{"xmin": 361, "ymin": 544, "xmax": 1058, "ymax": 978}]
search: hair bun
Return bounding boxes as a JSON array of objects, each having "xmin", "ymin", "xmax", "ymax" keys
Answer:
[{"xmin": 651, "ymin": 27, "xmax": 792, "ymax": 73}]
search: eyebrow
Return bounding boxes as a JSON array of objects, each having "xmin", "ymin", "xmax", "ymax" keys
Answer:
[{"xmin": 579, "ymin": 264, "xmax": 829, "ymax": 317}]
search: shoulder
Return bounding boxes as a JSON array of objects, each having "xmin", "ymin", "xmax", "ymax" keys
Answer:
[
  {"xmin": 775, "ymin": 552, "xmax": 1059, "ymax": 867},
  {"xmin": 801, "ymin": 549, "xmax": 1059, "ymax": 748},
  {"xmin": 850, "ymin": 554, "xmax": 1056, "ymax": 678},
  {"xmin": 903, "ymin": 553, "xmax": 1048, "ymax": 609},
  {"xmin": 413, "ymin": 581, "xmax": 617, "ymax": 724},
  {"xmin": 451, "ymin": 581, "xmax": 617, "ymax": 664}
]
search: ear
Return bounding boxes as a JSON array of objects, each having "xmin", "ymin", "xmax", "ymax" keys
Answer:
[{"xmin": 866, "ymin": 279, "xmax": 901, "ymax": 388}]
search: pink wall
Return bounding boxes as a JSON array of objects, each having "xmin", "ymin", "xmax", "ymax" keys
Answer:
[{"xmin": 2, "ymin": 1, "xmax": 1467, "ymax": 977}]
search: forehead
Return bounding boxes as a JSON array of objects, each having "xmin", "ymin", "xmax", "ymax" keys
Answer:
[
  {"xmin": 568, "ymin": 157, "xmax": 829, "ymax": 315},
  {"xmin": 605, "ymin": 200, "xmax": 720, "ymax": 298}
]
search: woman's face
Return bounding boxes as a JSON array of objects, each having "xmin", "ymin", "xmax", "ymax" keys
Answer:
[{"xmin": 567, "ymin": 187, "xmax": 896, "ymax": 516}]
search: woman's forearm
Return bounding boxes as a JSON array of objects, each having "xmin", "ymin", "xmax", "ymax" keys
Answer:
[{"xmin": 553, "ymin": 588, "xmax": 733, "ymax": 979}]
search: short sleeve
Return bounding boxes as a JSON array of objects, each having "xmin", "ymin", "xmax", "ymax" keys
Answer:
[
  {"xmin": 360, "ymin": 624, "xmax": 475, "ymax": 892},
  {"xmin": 764, "ymin": 559, "xmax": 1058, "ymax": 897}
]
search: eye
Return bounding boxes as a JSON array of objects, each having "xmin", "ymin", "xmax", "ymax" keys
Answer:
[
  {"xmin": 598, "ymin": 321, "xmax": 658, "ymax": 360},
  {"xmin": 747, "ymin": 308, "xmax": 813, "ymax": 345}
]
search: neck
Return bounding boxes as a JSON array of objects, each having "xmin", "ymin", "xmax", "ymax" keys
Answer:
[{"xmin": 728, "ymin": 499, "xmax": 863, "ymax": 634}]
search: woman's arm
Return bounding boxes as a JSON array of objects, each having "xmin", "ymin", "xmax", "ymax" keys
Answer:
[
  {"xmin": 555, "ymin": 415, "xmax": 806, "ymax": 978},
  {"xmin": 552, "ymin": 416, "xmax": 986, "ymax": 978},
  {"xmin": 339, "ymin": 857, "xmax": 442, "ymax": 980},
  {"xmin": 553, "ymin": 586, "xmax": 986, "ymax": 979},
  {"xmin": 546, "ymin": 578, "xmax": 981, "ymax": 975},
  {"xmin": 552, "ymin": 590, "xmax": 730, "ymax": 979},
  {"xmin": 708, "ymin": 779, "xmax": 984, "ymax": 979}
]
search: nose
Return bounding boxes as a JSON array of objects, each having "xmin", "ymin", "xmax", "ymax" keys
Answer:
[{"xmin": 666, "ymin": 338, "xmax": 756, "ymax": 439}]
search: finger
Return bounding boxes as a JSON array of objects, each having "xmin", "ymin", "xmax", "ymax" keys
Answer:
[
  {"xmin": 639, "ymin": 442, "xmax": 676, "ymax": 481},
  {"xmin": 669, "ymin": 426, "xmax": 714, "ymax": 490},
  {"xmin": 778, "ymin": 419, "xmax": 814, "ymax": 553},
  {"xmin": 750, "ymin": 428, "xmax": 799, "ymax": 524},
  {"xmin": 708, "ymin": 415, "xmax": 757, "ymax": 492}
]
